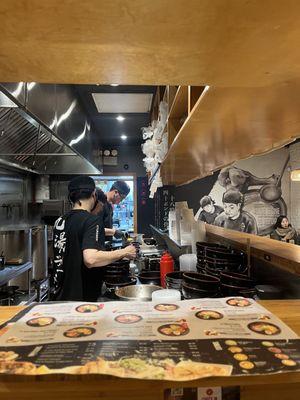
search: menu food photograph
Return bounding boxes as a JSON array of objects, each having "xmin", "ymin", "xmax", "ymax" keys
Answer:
[{"xmin": 0, "ymin": 298, "xmax": 300, "ymax": 381}]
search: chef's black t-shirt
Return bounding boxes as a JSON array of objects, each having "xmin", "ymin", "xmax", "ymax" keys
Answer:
[
  {"xmin": 53, "ymin": 210, "xmax": 105, "ymax": 302},
  {"xmin": 98, "ymin": 201, "xmax": 114, "ymax": 240}
]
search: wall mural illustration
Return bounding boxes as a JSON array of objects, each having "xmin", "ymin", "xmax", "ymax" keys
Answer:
[{"xmin": 195, "ymin": 155, "xmax": 290, "ymax": 236}]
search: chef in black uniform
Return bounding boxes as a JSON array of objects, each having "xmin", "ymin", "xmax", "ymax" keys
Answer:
[
  {"xmin": 53, "ymin": 176, "xmax": 136, "ymax": 301},
  {"xmin": 214, "ymin": 189, "xmax": 258, "ymax": 234},
  {"xmin": 99, "ymin": 180, "xmax": 131, "ymax": 240}
]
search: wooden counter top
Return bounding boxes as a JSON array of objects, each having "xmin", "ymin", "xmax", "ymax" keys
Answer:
[
  {"xmin": 205, "ymin": 224, "xmax": 300, "ymax": 276},
  {"xmin": 1, "ymin": 301, "xmax": 300, "ymax": 400}
]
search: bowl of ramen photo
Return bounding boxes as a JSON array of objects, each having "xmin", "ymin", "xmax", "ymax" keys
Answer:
[
  {"xmin": 226, "ymin": 298, "xmax": 252, "ymax": 307},
  {"xmin": 195, "ymin": 310, "xmax": 224, "ymax": 320},
  {"xmin": 158, "ymin": 324, "xmax": 190, "ymax": 337},
  {"xmin": 114, "ymin": 314, "xmax": 143, "ymax": 324},
  {"xmin": 247, "ymin": 322, "xmax": 281, "ymax": 336},
  {"xmin": 154, "ymin": 304, "xmax": 179, "ymax": 312},
  {"xmin": 26, "ymin": 317, "xmax": 56, "ymax": 327},
  {"xmin": 63, "ymin": 327, "xmax": 96, "ymax": 338},
  {"xmin": 75, "ymin": 304, "xmax": 102, "ymax": 313}
]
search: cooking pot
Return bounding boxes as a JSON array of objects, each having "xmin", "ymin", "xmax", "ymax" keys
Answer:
[
  {"xmin": 0, "ymin": 228, "xmax": 32, "ymax": 263},
  {"xmin": 115, "ymin": 284, "xmax": 161, "ymax": 301},
  {"xmin": 32, "ymin": 225, "xmax": 48, "ymax": 280},
  {"xmin": 0, "ymin": 285, "xmax": 19, "ymax": 296},
  {"xmin": 0, "ymin": 228, "xmax": 32, "ymax": 290},
  {"xmin": 104, "ymin": 277, "xmax": 137, "ymax": 291}
]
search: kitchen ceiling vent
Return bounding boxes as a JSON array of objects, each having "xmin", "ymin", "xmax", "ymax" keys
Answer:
[{"xmin": 92, "ymin": 93, "xmax": 153, "ymax": 113}]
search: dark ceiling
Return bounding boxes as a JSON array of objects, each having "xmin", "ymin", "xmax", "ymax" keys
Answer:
[{"xmin": 74, "ymin": 85, "xmax": 156, "ymax": 148}]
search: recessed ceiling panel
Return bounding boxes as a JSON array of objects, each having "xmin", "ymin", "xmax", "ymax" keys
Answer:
[{"xmin": 92, "ymin": 93, "xmax": 153, "ymax": 113}]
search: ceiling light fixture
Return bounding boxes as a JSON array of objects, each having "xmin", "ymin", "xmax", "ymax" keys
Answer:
[
  {"xmin": 116, "ymin": 115, "xmax": 125, "ymax": 122},
  {"xmin": 121, "ymin": 134, "xmax": 127, "ymax": 140},
  {"xmin": 110, "ymin": 84, "xmax": 119, "ymax": 87}
]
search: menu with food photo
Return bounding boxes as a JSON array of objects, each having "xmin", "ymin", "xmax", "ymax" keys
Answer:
[{"xmin": 0, "ymin": 298, "xmax": 300, "ymax": 380}]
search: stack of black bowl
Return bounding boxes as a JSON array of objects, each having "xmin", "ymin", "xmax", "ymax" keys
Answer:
[
  {"xmin": 204, "ymin": 247, "xmax": 247, "ymax": 277},
  {"xmin": 182, "ymin": 272, "xmax": 220, "ymax": 299},
  {"xmin": 220, "ymin": 271, "xmax": 256, "ymax": 297},
  {"xmin": 196, "ymin": 242, "xmax": 227, "ymax": 273},
  {"xmin": 165, "ymin": 271, "xmax": 184, "ymax": 290},
  {"xmin": 104, "ymin": 259, "xmax": 136, "ymax": 298},
  {"xmin": 137, "ymin": 270, "xmax": 161, "ymax": 286}
]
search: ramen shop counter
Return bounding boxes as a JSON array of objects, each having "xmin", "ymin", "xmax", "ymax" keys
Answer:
[
  {"xmin": 1, "ymin": 300, "xmax": 300, "ymax": 400},
  {"xmin": 205, "ymin": 223, "xmax": 300, "ymax": 276}
]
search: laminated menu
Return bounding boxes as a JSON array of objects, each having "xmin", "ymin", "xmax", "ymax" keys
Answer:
[{"xmin": 0, "ymin": 298, "xmax": 300, "ymax": 380}]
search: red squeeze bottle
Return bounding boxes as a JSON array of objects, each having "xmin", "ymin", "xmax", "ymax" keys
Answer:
[{"xmin": 160, "ymin": 252, "xmax": 174, "ymax": 288}]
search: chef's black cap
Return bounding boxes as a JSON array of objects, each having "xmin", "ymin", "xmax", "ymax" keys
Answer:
[
  {"xmin": 111, "ymin": 180, "xmax": 130, "ymax": 197},
  {"xmin": 68, "ymin": 176, "xmax": 95, "ymax": 193}
]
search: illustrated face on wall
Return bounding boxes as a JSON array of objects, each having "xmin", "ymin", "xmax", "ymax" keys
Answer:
[
  {"xmin": 203, "ymin": 204, "xmax": 214, "ymax": 213},
  {"xmin": 223, "ymin": 202, "xmax": 241, "ymax": 219},
  {"xmin": 281, "ymin": 217, "xmax": 289, "ymax": 228}
]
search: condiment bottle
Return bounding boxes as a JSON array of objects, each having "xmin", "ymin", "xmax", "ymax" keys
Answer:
[{"xmin": 160, "ymin": 252, "xmax": 174, "ymax": 288}]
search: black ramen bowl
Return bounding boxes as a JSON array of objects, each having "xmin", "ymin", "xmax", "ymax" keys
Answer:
[
  {"xmin": 148, "ymin": 257, "xmax": 161, "ymax": 271},
  {"xmin": 138, "ymin": 270, "xmax": 161, "ymax": 286},
  {"xmin": 105, "ymin": 277, "xmax": 137, "ymax": 289},
  {"xmin": 182, "ymin": 282, "xmax": 219, "ymax": 299},
  {"xmin": 105, "ymin": 263, "xmax": 130, "ymax": 276},
  {"xmin": 221, "ymin": 283, "xmax": 253, "ymax": 297},
  {"xmin": 196, "ymin": 264, "xmax": 207, "ymax": 274},
  {"xmin": 183, "ymin": 272, "xmax": 220, "ymax": 291},
  {"xmin": 205, "ymin": 257, "xmax": 247, "ymax": 274},
  {"xmin": 196, "ymin": 242, "xmax": 227, "ymax": 257},
  {"xmin": 104, "ymin": 277, "xmax": 137, "ymax": 299},
  {"xmin": 206, "ymin": 247, "xmax": 246, "ymax": 263},
  {"xmin": 220, "ymin": 271, "xmax": 255, "ymax": 288},
  {"xmin": 143, "ymin": 237, "xmax": 157, "ymax": 246},
  {"xmin": 165, "ymin": 271, "xmax": 184, "ymax": 290}
]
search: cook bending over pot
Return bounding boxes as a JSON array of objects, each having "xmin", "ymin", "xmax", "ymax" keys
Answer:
[{"xmin": 270, "ymin": 215, "xmax": 299, "ymax": 244}]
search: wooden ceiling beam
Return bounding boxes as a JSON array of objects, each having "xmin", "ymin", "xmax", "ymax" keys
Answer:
[{"xmin": 1, "ymin": 1, "xmax": 300, "ymax": 86}]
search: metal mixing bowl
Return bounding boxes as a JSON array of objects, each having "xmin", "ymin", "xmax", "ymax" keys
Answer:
[{"xmin": 115, "ymin": 284, "xmax": 162, "ymax": 301}]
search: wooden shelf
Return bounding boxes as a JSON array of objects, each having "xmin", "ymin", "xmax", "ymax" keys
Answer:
[
  {"xmin": 205, "ymin": 224, "xmax": 300, "ymax": 276},
  {"xmin": 168, "ymin": 86, "xmax": 188, "ymax": 120},
  {"xmin": 188, "ymin": 86, "xmax": 205, "ymax": 113},
  {"xmin": 161, "ymin": 81, "xmax": 300, "ymax": 186}
]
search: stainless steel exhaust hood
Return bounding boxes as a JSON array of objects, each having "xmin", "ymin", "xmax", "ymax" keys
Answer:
[{"xmin": 0, "ymin": 86, "xmax": 101, "ymax": 175}]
